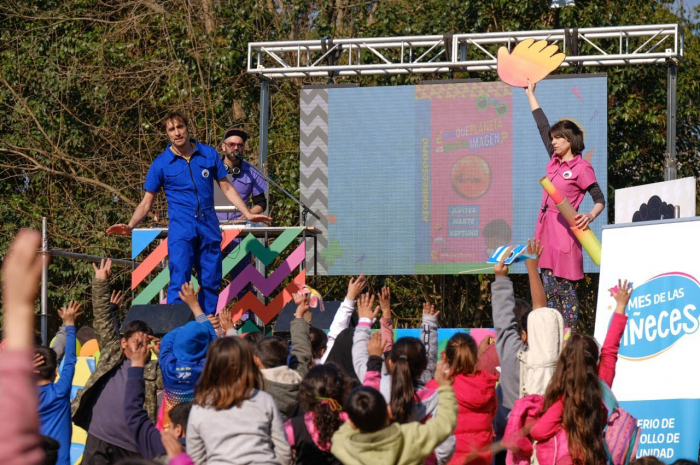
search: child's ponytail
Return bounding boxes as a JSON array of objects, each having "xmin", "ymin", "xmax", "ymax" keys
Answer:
[
  {"xmin": 444, "ymin": 333, "xmax": 478, "ymax": 376},
  {"xmin": 389, "ymin": 337, "xmax": 427, "ymax": 424}
]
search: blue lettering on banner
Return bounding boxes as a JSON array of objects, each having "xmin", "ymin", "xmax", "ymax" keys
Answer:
[
  {"xmin": 620, "ymin": 273, "xmax": 700, "ymax": 359},
  {"xmin": 449, "ymin": 217, "xmax": 480, "ymax": 227},
  {"xmin": 621, "ymin": 398, "xmax": 700, "ymax": 463},
  {"xmin": 448, "ymin": 229, "xmax": 480, "ymax": 238},
  {"xmin": 448, "ymin": 206, "xmax": 479, "ymax": 216}
]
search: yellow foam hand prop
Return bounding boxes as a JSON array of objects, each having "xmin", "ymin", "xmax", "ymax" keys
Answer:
[{"xmin": 497, "ymin": 39, "xmax": 566, "ymax": 87}]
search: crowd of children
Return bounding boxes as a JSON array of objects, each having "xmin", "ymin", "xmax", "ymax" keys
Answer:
[{"xmin": 1, "ymin": 225, "xmax": 699, "ymax": 465}]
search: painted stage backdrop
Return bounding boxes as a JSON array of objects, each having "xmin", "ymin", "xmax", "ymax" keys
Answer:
[{"xmin": 299, "ymin": 77, "xmax": 608, "ymax": 275}]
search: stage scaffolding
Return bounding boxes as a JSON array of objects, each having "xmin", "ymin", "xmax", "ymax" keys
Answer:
[{"xmin": 246, "ymin": 24, "xmax": 684, "ymax": 181}]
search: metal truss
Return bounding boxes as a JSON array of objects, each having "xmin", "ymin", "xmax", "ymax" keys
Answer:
[{"xmin": 247, "ymin": 24, "xmax": 683, "ymax": 78}]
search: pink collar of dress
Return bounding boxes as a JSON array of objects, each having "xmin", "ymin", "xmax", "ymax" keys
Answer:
[{"xmin": 551, "ymin": 153, "xmax": 582, "ymax": 168}]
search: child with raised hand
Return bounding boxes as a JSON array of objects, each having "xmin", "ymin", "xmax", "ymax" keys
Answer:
[
  {"xmin": 72, "ymin": 258, "xmax": 162, "ymax": 463},
  {"xmin": 529, "ymin": 280, "xmax": 632, "ymax": 464},
  {"xmin": 0, "ymin": 229, "xmax": 48, "ymax": 465},
  {"xmin": 321, "ymin": 274, "xmax": 367, "ymax": 365},
  {"xmin": 187, "ymin": 336, "xmax": 291, "ymax": 465},
  {"xmin": 284, "ymin": 364, "xmax": 349, "ymax": 464},
  {"xmin": 36, "ymin": 300, "xmax": 83, "ymax": 465},
  {"xmin": 525, "ymin": 79, "xmax": 606, "ymax": 328},
  {"xmin": 426, "ymin": 332, "xmax": 498, "ymax": 465},
  {"xmin": 330, "ymin": 360, "xmax": 458, "ymax": 465},
  {"xmin": 124, "ymin": 328, "xmax": 195, "ymax": 463},
  {"xmin": 53, "ymin": 293, "xmax": 120, "ymax": 363},
  {"xmin": 352, "ymin": 295, "xmax": 453, "ymax": 464},
  {"xmin": 378, "ymin": 286, "xmax": 395, "ymax": 354},
  {"xmin": 255, "ymin": 292, "xmax": 312, "ymax": 421},
  {"xmin": 157, "ymin": 282, "xmax": 217, "ymax": 429},
  {"xmin": 352, "ymin": 296, "xmax": 440, "ymax": 391}
]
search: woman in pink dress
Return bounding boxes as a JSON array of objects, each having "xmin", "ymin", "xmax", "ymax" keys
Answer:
[{"xmin": 525, "ymin": 80, "xmax": 606, "ymax": 328}]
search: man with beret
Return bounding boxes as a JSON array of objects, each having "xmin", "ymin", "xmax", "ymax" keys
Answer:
[{"xmin": 217, "ymin": 127, "xmax": 268, "ymax": 222}]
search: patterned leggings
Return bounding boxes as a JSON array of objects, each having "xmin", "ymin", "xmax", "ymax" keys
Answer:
[{"xmin": 541, "ymin": 268, "xmax": 579, "ymax": 328}]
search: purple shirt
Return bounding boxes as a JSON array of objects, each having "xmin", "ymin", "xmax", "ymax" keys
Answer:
[
  {"xmin": 88, "ymin": 358, "xmax": 140, "ymax": 452},
  {"xmin": 217, "ymin": 162, "xmax": 268, "ymax": 221}
]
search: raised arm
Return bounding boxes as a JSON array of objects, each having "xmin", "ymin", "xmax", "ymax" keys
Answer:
[
  {"xmin": 54, "ymin": 301, "xmax": 83, "ymax": 397},
  {"xmin": 420, "ymin": 303, "xmax": 440, "ymax": 383},
  {"xmin": 525, "ymin": 239, "xmax": 546, "ymax": 310},
  {"xmin": 91, "ymin": 259, "xmax": 121, "ymax": 350},
  {"xmin": 0, "ymin": 229, "xmax": 46, "ymax": 465},
  {"xmin": 378, "ymin": 286, "xmax": 394, "ymax": 353},
  {"xmin": 364, "ymin": 331, "xmax": 384, "ymax": 389},
  {"xmin": 124, "ymin": 336, "xmax": 166, "ymax": 460},
  {"xmin": 321, "ymin": 275, "xmax": 366, "ymax": 363},
  {"xmin": 107, "ymin": 191, "xmax": 156, "ymax": 235},
  {"xmin": 525, "ymin": 80, "xmax": 554, "ymax": 157},
  {"xmin": 599, "ymin": 280, "xmax": 632, "ymax": 387},
  {"xmin": 289, "ymin": 293, "xmax": 312, "ymax": 379},
  {"xmin": 492, "ymin": 250, "xmax": 526, "ymax": 411},
  {"xmin": 352, "ymin": 293, "xmax": 380, "ymax": 382}
]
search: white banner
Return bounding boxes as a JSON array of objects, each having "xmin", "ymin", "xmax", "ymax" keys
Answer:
[
  {"xmin": 595, "ymin": 217, "xmax": 700, "ymax": 462},
  {"xmin": 614, "ymin": 177, "xmax": 696, "ymax": 224}
]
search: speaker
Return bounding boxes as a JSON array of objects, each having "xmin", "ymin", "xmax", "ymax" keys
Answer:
[
  {"xmin": 272, "ymin": 301, "xmax": 358, "ymax": 333},
  {"xmin": 121, "ymin": 304, "xmax": 194, "ymax": 337}
]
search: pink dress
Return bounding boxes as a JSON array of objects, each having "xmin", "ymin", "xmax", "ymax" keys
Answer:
[{"xmin": 534, "ymin": 154, "xmax": 597, "ymax": 281}]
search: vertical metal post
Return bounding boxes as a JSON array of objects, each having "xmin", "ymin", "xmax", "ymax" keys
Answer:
[
  {"xmin": 665, "ymin": 60, "xmax": 678, "ymax": 181},
  {"xmin": 41, "ymin": 217, "xmax": 49, "ymax": 347},
  {"xmin": 258, "ymin": 77, "xmax": 270, "ymax": 192},
  {"xmin": 255, "ymin": 77, "xmax": 271, "ymax": 329}
]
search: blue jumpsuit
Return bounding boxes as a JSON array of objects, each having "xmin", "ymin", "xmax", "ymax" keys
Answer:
[{"xmin": 144, "ymin": 141, "xmax": 229, "ymax": 315}]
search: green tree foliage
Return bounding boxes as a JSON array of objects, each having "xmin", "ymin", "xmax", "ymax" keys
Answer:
[{"xmin": 1, "ymin": 0, "xmax": 698, "ymax": 334}]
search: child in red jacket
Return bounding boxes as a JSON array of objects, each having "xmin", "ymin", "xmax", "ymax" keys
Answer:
[{"xmin": 428, "ymin": 333, "xmax": 498, "ymax": 465}]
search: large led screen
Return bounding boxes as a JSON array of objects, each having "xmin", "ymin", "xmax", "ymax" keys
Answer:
[{"xmin": 300, "ymin": 77, "xmax": 608, "ymax": 275}]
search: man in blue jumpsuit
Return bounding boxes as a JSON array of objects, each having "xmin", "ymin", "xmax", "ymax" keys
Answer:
[{"xmin": 107, "ymin": 113, "xmax": 272, "ymax": 315}]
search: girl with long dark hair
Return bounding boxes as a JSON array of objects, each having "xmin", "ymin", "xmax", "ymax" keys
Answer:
[
  {"xmin": 529, "ymin": 280, "xmax": 632, "ymax": 464},
  {"xmin": 285, "ymin": 364, "xmax": 351, "ymax": 464}
]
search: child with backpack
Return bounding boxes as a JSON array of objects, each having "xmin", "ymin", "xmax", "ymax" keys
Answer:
[
  {"xmin": 284, "ymin": 364, "xmax": 352, "ymax": 464},
  {"xmin": 330, "ymin": 360, "xmax": 457, "ymax": 465},
  {"xmin": 35, "ymin": 301, "xmax": 82, "ymax": 465},
  {"xmin": 186, "ymin": 336, "xmax": 291, "ymax": 464},
  {"xmin": 528, "ymin": 279, "xmax": 632, "ymax": 464},
  {"xmin": 427, "ymin": 333, "xmax": 498, "ymax": 465}
]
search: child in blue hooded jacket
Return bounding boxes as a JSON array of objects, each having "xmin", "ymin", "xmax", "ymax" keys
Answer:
[{"xmin": 158, "ymin": 282, "xmax": 217, "ymax": 429}]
